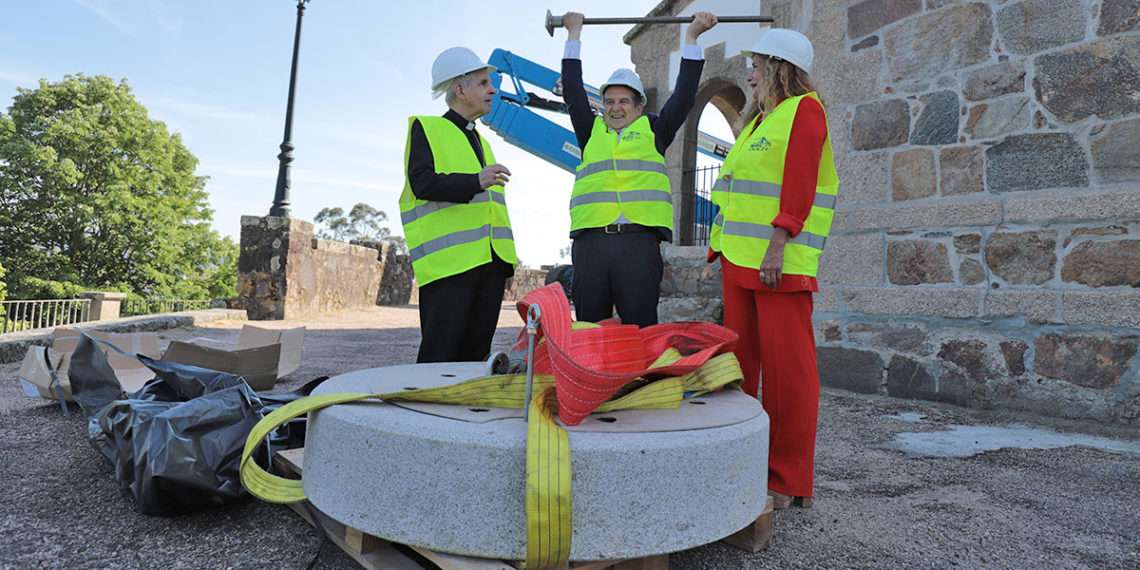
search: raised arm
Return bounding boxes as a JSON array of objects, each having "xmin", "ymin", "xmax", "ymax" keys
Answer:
[
  {"xmin": 560, "ymin": 11, "xmax": 596, "ymax": 150},
  {"xmin": 653, "ymin": 12, "xmax": 718, "ymax": 154}
]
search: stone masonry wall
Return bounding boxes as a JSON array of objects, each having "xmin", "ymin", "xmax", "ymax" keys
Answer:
[
  {"xmin": 629, "ymin": 0, "xmax": 1140, "ymax": 424},
  {"xmin": 239, "ymin": 216, "xmax": 383, "ymax": 319}
]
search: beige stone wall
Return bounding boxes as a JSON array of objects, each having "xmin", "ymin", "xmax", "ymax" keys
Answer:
[{"xmin": 631, "ymin": 0, "xmax": 1140, "ymax": 423}]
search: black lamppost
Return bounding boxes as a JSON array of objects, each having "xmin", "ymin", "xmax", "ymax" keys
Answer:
[{"xmin": 270, "ymin": 0, "xmax": 310, "ymax": 217}]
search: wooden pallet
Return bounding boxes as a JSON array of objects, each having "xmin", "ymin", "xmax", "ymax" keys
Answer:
[{"xmin": 273, "ymin": 448, "xmax": 772, "ymax": 570}]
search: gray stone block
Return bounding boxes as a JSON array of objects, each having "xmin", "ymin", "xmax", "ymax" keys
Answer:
[
  {"xmin": 1062, "ymin": 291, "xmax": 1140, "ymax": 328},
  {"xmin": 887, "ymin": 240, "xmax": 954, "ymax": 285},
  {"xmin": 1091, "ymin": 118, "xmax": 1140, "ymax": 184},
  {"xmin": 1098, "ymin": 0, "xmax": 1140, "ymax": 36},
  {"xmin": 842, "ymin": 286, "xmax": 982, "ymax": 318},
  {"xmin": 982, "ymin": 290, "xmax": 1061, "ymax": 324},
  {"xmin": 848, "ymin": 0, "xmax": 922, "ymax": 38},
  {"xmin": 984, "ymin": 230, "xmax": 1058, "ymax": 285},
  {"xmin": 892, "ymin": 149, "xmax": 938, "ymax": 201},
  {"xmin": 986, "ymin": 133, "xmax": 1089, "ymax": 193},
  {"xmin": 940, "ymin": 147, "xmax": 985, "ymax": 196},
  {"xmin": 305, "ymin": 363, "xmax": 771, "ymax": 561},
  {"xmin": 837, "ymin": 151, "xmax": 890, "ymax": 205},
  {"xmin": 963, "ymin": 61, "xmax": 1026, "ymax": 101},
  {"xmin": 819, "ymin": 232, "xmax": 884, "ymax": 287},
  {"xmin": 853, "ymin": 99, "xmax": 911, "ymax": 150},
  {"xmin": 911, "ymin": 90, "xmax": 960, "ymax": 146},
  {"xmin": 1034, "ymin": 36, "xmax": 1140, "ymax": 123},
  {"xmin": 818, "ymin": 347, "xmax": 884, "ymax": 394},
  {"xmin": 833, "ymin": 198, "xmax": 1003, "ymax": 232},
  {"xmin": 1004, "ymin": 188, "xmax": 1140, "ymax": 224},
  {"xmin": 965, "ymin": 96, "xmax": 1031, "ymax": 140},
  {"xmin": 996, "ymin": 0, "xmax": 1086, "ymax": 55},
  {"xmin": 884, "ymin": 3, "xmax": 993, "ymax": 81},
  {"xmin": 847, "ymin": 321, "xmax": 931, "ymax": 354}
]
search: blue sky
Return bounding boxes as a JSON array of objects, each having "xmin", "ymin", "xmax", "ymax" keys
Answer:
[{"xmin": 1, "ymin": 0, "xmax": 738, "ymax": 265}]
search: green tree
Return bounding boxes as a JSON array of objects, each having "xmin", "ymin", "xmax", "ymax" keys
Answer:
[
  {"xmin": 314, "ymin": 202, "xmax": 392, "ymax": 242},
  {"xmin": 0, "ymin": 75, "xmax": 236, "ymax": 300},
  {"xmin": 0, "ymin": 261, "xmax": 7, "ymax": 302}
]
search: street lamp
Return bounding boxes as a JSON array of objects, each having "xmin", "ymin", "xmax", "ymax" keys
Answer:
[{"xmin": 270, "ymin": 0, "xmax": 311, "ymax": 218}]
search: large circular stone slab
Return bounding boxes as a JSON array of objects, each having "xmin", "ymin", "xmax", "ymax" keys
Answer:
[{"xmin": 305, "ymin": 362, "xmax": 770, "ymax": 561}]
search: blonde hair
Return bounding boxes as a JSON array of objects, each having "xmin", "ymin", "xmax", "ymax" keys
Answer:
[{"xmin": 743, "ymin": 57, "xmax": 820, "ymax": 125}]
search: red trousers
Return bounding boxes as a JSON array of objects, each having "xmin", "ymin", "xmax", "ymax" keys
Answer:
[{"xmin": 721, "ymin": 274, "xmax": 820, "ymax": 498}]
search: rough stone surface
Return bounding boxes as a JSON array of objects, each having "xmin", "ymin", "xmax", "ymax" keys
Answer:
[
  {"xmin": 982, "ymin": 290, "xmax": 1060, "ymax": 324},
  {"xmin": 1098, "ymin": 0, "xmax": 1140, "ymax": 36},
  {"xmin": 1035, "ymin": 334, "xmax": 1138, "ymax": 389},
  {"xmin": 1000, "ymin": 340, "xmax": 1028, "ymax": 377},
  {"xmin": 939, "ymin": 339, "xmax": 1002, "ymax": 383},
  {"xmin": 504, "ymin": 269, "xmax": 548, "ymax": 302},
  {"xmin": 853, "ymin": 99, "xmax": 911, "ymax": 150},
  {"xmin": 848, "ymin": 0, "xmax": 923, "ymax": 38},
  {"xmin": 1061, "ymin": 240, "xmax": 1140, "ymax": 287},
  {"xmin": 835, "ymin": 199, "xmax": 1003, "ymax": 232},
  {"xmin": 306, "ymin": 364, "xmax": 770, "ymax": 560},
  {"xmin": 954, "ymin": 233, "xmax": 982, "ymax": 254},
  {"xmin": 940, "ymin": 146, "xmax": 985, "ymax": 196},
  {"xmin": 965, "ymin": 96, "xmax": 1031, "ymax": 140},
  {"xmin": 821, "ymin": 321, "xmax": 843, "ymax": 342},
  {"xmin": 1005, "ymin": 188, "xmax": 1140, "ymax": 224},
  {"xmin": 1062, "ymin": 291, "xmax": 1140, "ymax": 328},
  {"xmin": 986, "ymin": 133, "xmax": 1089, "ymax": 193},
  {"xmin": 1034, "ymin": 37, "xmax": 1140, "ymax": 123},
  {"xmin": 819, "ymin": 233, "xmax": 885, "ymax": 286},
  {"xmin": 959, "ymin": 259, "xmax": 986, "ymax": 284},
  {"xmin": 841, "ymin": 287, "xmax": 982, "ymax": 318},
  {"xmin": 660, "ymin": 245, "xmax": 721, "ymax": 298},
  {"xmin": 911, "ymin": 90, "xmax": 960, "ymax": 145},
  {"xmin": 847, "ymin": 322, "xmax": 930, "ymax": 354},
  {"xmin": 963, "ymin": 61, "xmax": 1026, "ymax": 101},
  {"xmin": 379, "ymin": 249, "xmax": 413, "ymax": 305},
  {"xmin": 657, "ymin": 296, "xmax": 723, "ymax": 324},
  {"xmin": 886, "ymin": 354, "xmax": 972, "ymax": 406},
  {"xmin": 985, "ymin": 230, "xmax": 1058, "ymax": 285},
  {"xmin": 884, "ymin": 3, "xmax": 994, "ymax": 81},
  {"xmin": 1091, "ymin": 118, "xmax": 1140, "ymax": 183},
  {"xmin": 892, "ymin": 149, "xmax": 938, "ymax": 201},
  {"xmin": 996, "ymin": 0, "xmax": 1086, "ymax": 55},
  {"xmin": 818, "ymin": 347, "xmax": 884, "ymax": 394},
  {"xmin": 888, "ymin": 240, "xmax": 954, "ymax": 285},
  {"xmin": 1070, "ymin": 226, "xmax": 1129, "ymax": 240},
  {"xmin": 837, "ymin": 151, "xmax": 890, "ymax": 204}
]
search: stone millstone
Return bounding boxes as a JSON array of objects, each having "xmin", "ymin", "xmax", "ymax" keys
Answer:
[{"xmin": 304, "ymin": 362, "xmax": 771, "ymax": 561}]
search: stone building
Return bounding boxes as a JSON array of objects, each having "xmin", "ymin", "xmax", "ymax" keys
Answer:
[{"xmin": 630, "ymin": 0, "xmax": 1140, "ymax": 423}]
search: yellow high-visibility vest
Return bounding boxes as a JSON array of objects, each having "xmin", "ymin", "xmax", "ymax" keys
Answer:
[
  {"xmin": 570, "ymin": 116, "xmax": 672, "ymax": 232},
  {"xmin": 709, "ymin": 92, "xmax": 838, "ymax": 277},
  {"xmin": 399, "ymin": 116, "xmax": 517, "ymax": 287}
]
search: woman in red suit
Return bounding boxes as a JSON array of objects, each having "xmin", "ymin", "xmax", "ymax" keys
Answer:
[{"xmin": 706, "ymin": 29, "xmax": 838, "ymax": 509}]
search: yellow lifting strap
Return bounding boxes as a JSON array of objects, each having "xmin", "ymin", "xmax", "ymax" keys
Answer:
[{"xmin": 239, "ymin": 351, "xmax": 743, "ymax": 569}]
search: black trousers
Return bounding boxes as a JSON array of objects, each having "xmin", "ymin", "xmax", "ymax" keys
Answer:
[
  {"xmin": 416, "ymin": 259, "xmax": 510, "ymax": 363},
  {"xmin": 571, "ymin": 231, "xmax": 664, "ymax": 327}
]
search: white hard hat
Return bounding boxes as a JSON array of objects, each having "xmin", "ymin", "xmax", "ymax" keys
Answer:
[
  {"xmin": 431, "ymin": 46, "xmax": 496, "ymax": 93},
  {"xmin": 600, "ymin": 68, "xmax": 646, "ymax": 100},
  {"xmin": 742, "ymin": 28, "xmax": 814, "ymax": 74}
]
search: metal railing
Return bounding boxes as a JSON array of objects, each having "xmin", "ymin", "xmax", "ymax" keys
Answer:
[
  {"xmin": 0, "ymin": 299, "xmax": 92, "ymax": 334},
  {"xmin": 122, "ymin": 298, "xmax": 212, "ymax": 316},
  {"xmin": 681, "ymin": 164, "xmax": 721, "ymax": 246}
]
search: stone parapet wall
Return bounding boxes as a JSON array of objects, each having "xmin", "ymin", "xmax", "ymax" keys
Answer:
[{"xmin": 239, "ymin": 216, "xmax": 383, "ymax": 319}]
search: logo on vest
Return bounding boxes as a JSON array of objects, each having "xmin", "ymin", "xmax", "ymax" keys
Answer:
[
  {"xmin": 622, "ymin": 131, "xmax": 644, "ymax": 142},
  {"xmin": 749, "ymin": 137, "xmax": 772, "ymax": 152}
]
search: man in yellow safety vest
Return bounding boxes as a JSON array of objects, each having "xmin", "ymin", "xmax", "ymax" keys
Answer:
[{"xmin": 399, "ymin": 46, "xmax": 517, "ymax": 363}]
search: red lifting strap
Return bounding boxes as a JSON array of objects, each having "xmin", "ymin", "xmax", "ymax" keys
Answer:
[{"xmin": 514, "ymin": 284, "xmax": 739, "ymax": 426}]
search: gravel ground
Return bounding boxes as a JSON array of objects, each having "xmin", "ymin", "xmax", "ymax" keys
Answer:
[{"xmin": 2, "ymin": 305, "xmax": 1138, "ymax": 569}]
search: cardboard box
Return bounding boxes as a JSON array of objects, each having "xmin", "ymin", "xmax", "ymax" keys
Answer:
[
  {"xmin": 17, "ymin": 329, "xmax": 161, "ymax": 401},
  {"xmin": 159, "ymin": 325, "xmax": 305, "ymax": 391}
]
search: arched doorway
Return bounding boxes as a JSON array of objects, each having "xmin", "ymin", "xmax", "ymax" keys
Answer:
[{"xmin": 678, "ymin": 78, "xmax": 747, "ymax": 245}]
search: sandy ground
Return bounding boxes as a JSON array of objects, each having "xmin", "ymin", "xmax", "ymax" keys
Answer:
[{"xmin": 1, "ymin": 304, "xmax": 1137, "ymax": 569}]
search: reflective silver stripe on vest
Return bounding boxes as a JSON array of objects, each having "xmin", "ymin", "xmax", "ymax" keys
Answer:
[
  {"xmin": 713, "ymin": 177, "xmax": 838, "ymax": 210},
  {"xmin": 400, "ymin": 191, "xmax": 506, "ymax": 226},
  {"xmin": 814, "ymin": 193, "xmax": 837, "ymax": 209},
  {"xmin": 722, "ymin": 221, "xmax": 828, "ymax": 250},
  {"xmin": 409, "ymin": 224, "xmax": 493, "ymax": 261},
  {"xmin": 575, "ymin": 159, "xmax": 667, "ymax": 180},
  {"xmin": 492, "ymin": 226, "xmax": 514, "ymax": 241},
  {"xmin": 569, "ymin": 189, "xmax": 672, "ymax": 208},
  {"xmin": 714, "ymin": 212, "xmax": 725, "ymax": 226}
]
